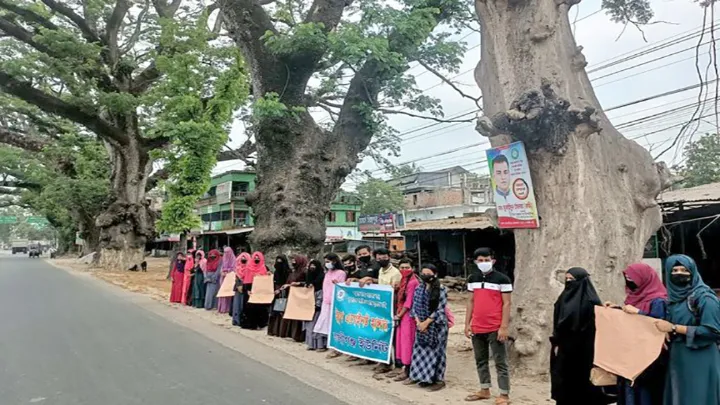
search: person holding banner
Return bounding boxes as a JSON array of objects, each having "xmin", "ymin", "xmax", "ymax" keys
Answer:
[
  {"xmin": 407, "ymin": 264, "xmax": 449, "ymax": 392},
  {"xmin": 240, "ymin": 251, "xmax": 270, "ymax": 330},
  {"xmin": 217, "ymin": 247, "xmax": 235, "ymax": 314},
  {"xmin": 204, "ymin": 249, "xmax": 221, "ymax": 310},
  {"xmin": 303, "ymin": 259, "xmax": 326, "ymax": 350},
  {"xmin": 267, "ymin": 255, "xmax": 291, "ymax": 336},
  {"xmin": 275, "ymin": 255, "xmax": 308, "ymax": 342},
  {"xmin": 390, "ymin": 259, "xmax": 420, "ymax": 382},
  {"xmin": 232, "ymin": 252, "xmax": 250, "ymax": 326},
  {"xmin": 313, "ymin": 253, "xmax": 346, "ymax": 354}
]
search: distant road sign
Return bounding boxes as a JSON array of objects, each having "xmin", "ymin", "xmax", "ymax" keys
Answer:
[
  {"xmin": 0, "ymin": 216, "xmax": 17, "ymax": 224},
  {"xmin": 26, "ymin": 216, "xmax": 49, "ymax": 224}
]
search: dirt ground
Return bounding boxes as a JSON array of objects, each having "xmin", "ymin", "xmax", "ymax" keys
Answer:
[{"xmin": 51, "ymin": 257, "xmax": 551, "ymax": 405}]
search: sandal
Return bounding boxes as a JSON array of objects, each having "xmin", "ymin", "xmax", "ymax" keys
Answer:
[
  {"xmin": 385, "ymin": 369, "xmax": 402, "ymax": 378},
  {"xmin": 393, "ymin": 372, "xmax": 409, "ymax": 382},
  {"xmin": 317, "ymin": 348, "xmax": 328, "ymax": 353},
  {"xmin": 465, "ymin": 390, "xmax": 492, "ymax": 402},
  {"xmin": 495, "ymin": 396, "xmax": 511, "ymax": 405},
  {"xmin": 326, "ymin": 351, "xmax": 342, "ymax": 359},
  {"xmin": 428, "ymin": 381, "xmax": 446, "ymax": 392},
  {"xmin": 402, "ymin": 379, "xmax": 418, "ymax": 386}
]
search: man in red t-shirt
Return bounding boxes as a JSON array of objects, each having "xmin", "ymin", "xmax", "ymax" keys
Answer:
[{"xmin": 464, "ymin": 248, "xmax": 512, "ymax": 404}]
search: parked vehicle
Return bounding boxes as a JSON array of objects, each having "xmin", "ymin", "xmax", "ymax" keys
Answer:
[
  {"xmin": 11, "ymin": 239, "xmax": 29, "ymax": 255},
  {"xmin": 28, "ymin": 247, "xmax": 41, "ymax": 258}
]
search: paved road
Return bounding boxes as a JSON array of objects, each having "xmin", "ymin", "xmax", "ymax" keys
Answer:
[{"xmin": 0, "ymin": 255, "xmax": 347, "ymax": 405}]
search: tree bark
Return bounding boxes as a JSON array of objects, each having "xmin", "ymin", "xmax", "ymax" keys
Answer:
[
  {"xmin": 473, "ymin": 0, "xmax": 671, "ymax": 374},
  {"xmin": 95, "ymin": 139, "xmax": 155, "ymax": 270}
]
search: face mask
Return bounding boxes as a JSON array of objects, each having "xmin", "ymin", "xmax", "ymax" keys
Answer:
[
  {"xmin": 254, "ymin": 259, "xmax": 260, "ymax": 264},
  {"xmin": 345, "ymin": 265, "xmax": 356, "ymax": 272},
  {"xmin": 476, "ymin": 262, "xmax": 493, "ymax": 273},
  {"xmin": 670, "ymin": 274, "xmax": 692, "ymax": 287},
  {"xmin": 378, "ymin": 259, "xmax": 390, "ymax": 268},
  {"xmin": 420, "ymin": 274, "xmax": 435, "ymax": 283},
  {"xmin": 358, "ymin": 256, "xmax": 371, "ymax": 264},
  {"xmin": 625, "ymin": 279, "xmax": 638, "ymax": 291},
  {"xmin": 565, "ymin": 279, "xmax": 575, "ymax": 286},
  {"xmin": 325, "ymin": 262, "xmax": 334, "ymax": 270},
  {"xmin": 241, "ymin": 259, "xmax": 247, "ymax": 264}
]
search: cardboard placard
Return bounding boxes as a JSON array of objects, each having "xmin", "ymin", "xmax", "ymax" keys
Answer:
[
  {"xmin": 248, "ymin": 274, "xmax": 274, "ymax": 304},
  {"xmin": 216, "ymin": 272, "xmax": 236, "ymax": 298},
  {"xmin": 283, "ymin": 286, "xmax": 315, "ymax": 321}
]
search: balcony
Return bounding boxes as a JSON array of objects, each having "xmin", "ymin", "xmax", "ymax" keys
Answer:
[{"xmin": 232, "ymin": 191, "xmax": 248, "ymax": 199}]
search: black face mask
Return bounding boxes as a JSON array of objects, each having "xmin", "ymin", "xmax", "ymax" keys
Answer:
[
  {"xmin": 241, "ymin": 259, "xmax": 247, "ymax": 264},
  {"xmin": 625, "ymin": 279, "xmax": 638, "ymax": 291},
  {"xmin": 345, "ymin": 265, "xmax": 356, "ymax": 272},
  {"xmin": 358, "ymin": 256, "xmax": 371, "ymax": 264},
  {"xmin": 670, "ymin": 274, "xmax": 692, "ymax": 287},
  {"xmin": 254, "ymin": 259, "xmax": 260, "ymax": 264},
  {"xmin": 420, "ymin": 274, "xmax": 435, "ymax": 283},
  {"xmin": 378, "ymin": 259, "xmax": 390, "ymax": 268}
]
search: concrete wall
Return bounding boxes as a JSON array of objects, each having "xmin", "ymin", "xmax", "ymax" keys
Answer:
[{"xmin": 405, "ymin": 204, "xmax": 494, "ymax": 222}]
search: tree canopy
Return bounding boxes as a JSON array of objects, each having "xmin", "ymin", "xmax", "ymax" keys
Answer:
[
  {"xmin": 356, "ymin": 178, "xmax": 405, "ymax": 215},
  {"xmin": 675, "ymin": 133, "xmax": 720, "ymax": 188}
]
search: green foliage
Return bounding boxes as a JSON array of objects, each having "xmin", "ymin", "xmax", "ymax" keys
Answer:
[
  {"xmin": 675, "ymin": 134, "xmax": 720, "ymax": 188},
  {"xmin": 356, "ymin": 177, "xmax": 405, "ymax": 215},
  {"xmin": 602, "ymin": 0, "xmax": 654, "ymax": 25}
]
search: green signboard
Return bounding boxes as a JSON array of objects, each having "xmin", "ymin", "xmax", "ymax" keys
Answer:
[
  {"xmin": 26, "ymin": 216, "xmax": 49, "ymax": 224},
  {"xmin": 0, "ymin": 216, "xmax": 17, "ymax": 224}
]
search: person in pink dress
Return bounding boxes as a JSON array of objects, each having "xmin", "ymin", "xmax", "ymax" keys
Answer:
[
  {"xmin": 232, "ymin": 252, "xmax": 251, "ymax": 326},
  {"xmin": 390, "ymin": 259, "xmax": 420, "ymax": 381},
  {"xmin": 217, "ymin": 247, "xmax": 235, "ymax": 314},
  {"xmin": 240, "ymin": 251, "xmax": 270, "ymax": 329},
  {"xmin": 313, "ymin": 253, "xmax": 347, "ymax": 352},
  {"xmin": 169, "ymin": 252, "xmax": 186, "ymax": 303},
  {"xmin": 181, "ymin": 249, "xmax": 195, "ymax": 305}
]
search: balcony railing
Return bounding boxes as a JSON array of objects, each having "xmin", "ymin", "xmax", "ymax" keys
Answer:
[{"xmin": 232, "ymin": 191, "xmax": 248, "ymax": 199}]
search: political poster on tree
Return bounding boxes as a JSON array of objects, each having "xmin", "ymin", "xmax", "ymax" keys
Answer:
[
  {"xmin": 486, "ymin": 141, "xmax": 540, "ymax": 229},
  {"xmin": 328, "ymin": 283, "xmax": 395, "ymax": 363}
]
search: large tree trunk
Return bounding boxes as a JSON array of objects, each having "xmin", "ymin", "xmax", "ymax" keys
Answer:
[
  {"xmin": 473, "ymin": 0, "xmax": 671, "ymax": 374},
  {"xmin": 96, "ymin": 139, "xmax": 155, "ymax": 270},
  {"xmin": 77, "ymin": 215, "xmax": 100, "ymax": 257}
]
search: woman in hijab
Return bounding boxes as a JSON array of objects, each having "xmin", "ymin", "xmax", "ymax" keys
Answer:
[
  {"xmin": 169, "ymin": 252, "xmax": 186, "ymax": 303},
  {"xmin": 232, "ymin": 252, "xmax": 250, "ymax": 326},
  {"xmin": 609, "ymin": 263, "xmax": 668, "ymax": 405},
  {"xmin": 407, "ymin": 264, "xmax": 448, "ymax": 391},
  {"xmin": 191, "ymin": 250, "xmax": 207, "ymax": 308},
  {"xmin": 240, "ymin": 251, "xmax": 270, "ymax": 330},
  {"xmin": 391, "ymin": 259, "xmax": 420, "ymax": 382},
  {"xmin": 313, "ymin": 253, "xmax": 346, "ymax": 352},
  {"xmin": 550, "ymin": 267, "xmax": 609, "ymax": 405},
  {"xmin": 654, "ymin": 254, "xmax": 720, "ymax": 405},
  {"xmin": 304, "ymin": 259, "xmax": 326, "ymax": 350},
  {"xmin": 268, "ymin": 255, "xmax": 291, "ymax": 336},
  {"xmin": 217, "ymin": 246, "xmax": 235, "ymax": 314},
  {"xmin": 277, "ymin": 255, "xmax": 308, "ymax": 342},
  {"xmin": 181, "ymin": 249, "xmax": 195, "ymax": 306},
  {"xmin": 204, "ymin": 249, "xmax": 221, "ymax": 310}
]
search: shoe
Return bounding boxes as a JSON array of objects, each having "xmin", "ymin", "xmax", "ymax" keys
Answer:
[{"xmin": 428, "ymin": 382, "xmax": 446, "ymax": 392}]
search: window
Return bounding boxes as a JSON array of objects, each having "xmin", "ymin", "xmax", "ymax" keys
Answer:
[
  {"xmin": 327, "ymin": 211, "xmax": 337, "ymax": 223},
  {"xmin": 220, "ymin": 211, "xmax": 231, "ymax": 221},
  {"xmin": 234, "ymin": 211, "xmax": 248, "ymax": 226},
  {"xmin": 201, "ymin": 213, "xmax": 212, "ymax": 222},
  {"xmin": 210, "ymin": 211, "xmax": 221, "ymax": 221},
  {"xmin": 346, "ymin": 211, "xmax": 356, "ymax": 222},
  {"xmin": 207, "ymin": 186, "xmax": 217, "ymax": 197}
]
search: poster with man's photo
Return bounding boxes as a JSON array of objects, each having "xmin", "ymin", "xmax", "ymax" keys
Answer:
[{"xmin": 485, "ymin": 141, "xmax": 540, "ymax": 229}]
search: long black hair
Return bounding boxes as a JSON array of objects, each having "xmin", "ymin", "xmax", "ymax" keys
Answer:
[
  {"xmin": 323, "ymin": 252, "xmax": 344, "ymax": 271},
  {"xmin": 422, "ymin": 263, "xmax": 441, "ymax": 313}
]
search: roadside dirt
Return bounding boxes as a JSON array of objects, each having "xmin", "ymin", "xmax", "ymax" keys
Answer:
[{"xmin": 51, "ymin": 257, "xmax": 551, "ymax": 405}]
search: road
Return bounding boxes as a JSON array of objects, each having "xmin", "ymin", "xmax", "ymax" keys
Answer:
[{"xmin": 0, "ymin": 253, "xmax": 348, "ymax": 405}]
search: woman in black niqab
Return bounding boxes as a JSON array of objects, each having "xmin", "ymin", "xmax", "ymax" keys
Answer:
[{"xmin": 550, "ymin": 267, "xmax": 612, "ymax": 405}]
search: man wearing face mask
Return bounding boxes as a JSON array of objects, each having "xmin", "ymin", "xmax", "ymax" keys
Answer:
[{"xmin": 464, "ymin": 248, "xmax": 512, "ymax": 404}]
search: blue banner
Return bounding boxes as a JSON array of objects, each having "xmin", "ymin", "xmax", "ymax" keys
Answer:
[{"xmin": 328, "ymin": 283, "xmax": 395, "ymax": 363}]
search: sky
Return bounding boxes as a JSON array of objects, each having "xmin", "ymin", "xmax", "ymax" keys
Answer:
[{"xmin": 215, "ymin": 0, "xmax": 713, "ymax": 189}]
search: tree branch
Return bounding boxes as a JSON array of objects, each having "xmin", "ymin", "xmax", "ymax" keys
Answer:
[
  {"xmin": 0, "ymin": 16, "xmax": 55, "ymax": 56},
  {"xmin": 0, "ymin": 0, "xmax": 59, "ymax": 31},
  {"xmin": 146, "ymin": 167, "xmax": 169, "ymax": 191},
  {"xmin": 0, "ymin": 187, "xmax": 22, "ymax": 196},
  {"xmin": 152, "ymin": 0, "xmax": 183, "ymax": 18},
  {"xmin": 378, "ymin": 108, "xmax": 475, "ymax": 123},
  {"xmin": 0, "ymin": 71, "xmax": 129, "ymax": 146},
  {"xmin": 104, "ymin": 0, "xmax": 131, "ymax": 68},
  {"xmin": 216, "ymin": 139, "xmax": 257, "ymax": 162},
  {"xmin": 121, "ymin": 0, "xmax": 151, "ymax": 57},
  {"xmin": 417, "ymin": 60, "xmax": 482, "ymax": 109},
  {"xmin": 0, "ymin": 127, "xmax": 50, "ymax": 152},
  {"xmin": 40, "ymin": 0, "xmax": 102, "ymax": 44}
]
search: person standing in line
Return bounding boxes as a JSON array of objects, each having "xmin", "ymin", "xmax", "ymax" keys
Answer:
[
  {"xmin": 313, "ymin": 253, "xmax": 346, "ymax": 354},
  {"xmin": 605, "ymin": 263, "xmax": 668, "ymax": 405},
  {"xmin": 372, "ymin": 247, "xmax": 402, "ymax": 374},
  {"xmin": 303, "ymin": 259, "xmax": 326, "ymax": 351},
  {"xmin": 464, "ymin": 248, "xmax": 512, "ymax": 404},
  {"xmin": 217, "ymin": 246, "xmax": 235, "ymax": 314},
  {"xmin": 232, "ymin": 252, "xmax": 250, "ymax": 326},
  {"xmin": 181, "ymin": 249, "xmax": 195, "ymax": 306},
  {"xmin": 550, "ymin": 267, "xmax": 610, "ymax": 405},
  {"xmin": 240, "ymin": 251, "xmax": 270, "ymax": 330},
  {"xmin": 191, "ymin": 250, "xmax": 207, "ymax": 308},
  {"xmin": 169, "ymin": 252, "xmax": 186, "ymax": 303},
  {"xmin": 204, "ymin": 249, "xmax": 221, "ymax": 310},
  {"xmin": 406, "ymin": 264, "xmax": 449, "ymax": 391},
  {"xmin": 389, "ymin": 258, "xmax": 420, "ymax": 382},
  {"xmin": 268, "ymin": 255, "xmax": 291, "ymax": 336},
  {"xmin": 654, "ymin": 254, "xmax": 720, "ymax": 405},
  {"xmin": 277, "ymin": 255, "xmax": 308, "ymax": 341}
]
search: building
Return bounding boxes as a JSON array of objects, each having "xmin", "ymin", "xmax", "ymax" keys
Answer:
[
  {"xmin": 388, "ymin": 166, "xmax": 495, "ymax": 222},
  {"xmin": 194, "ymin": 171, "xmax": 362, "ymax": 250}
]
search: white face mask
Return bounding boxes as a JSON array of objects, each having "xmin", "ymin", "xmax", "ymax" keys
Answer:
[
  {"xmin": 325, "ymin": 262, "xmax": 334, "ymax": 270},
  {"xmin": 476, "ymin": 262, "xmax": 493, "ymax": 273}
]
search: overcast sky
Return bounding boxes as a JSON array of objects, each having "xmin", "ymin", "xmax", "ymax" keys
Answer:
[{"xmin": 216, "ymin": 0, "xmax": 711, "ymax": 189}]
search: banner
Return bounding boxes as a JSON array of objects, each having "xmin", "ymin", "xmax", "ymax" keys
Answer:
[
  {"xmin": 283, "ymin": 286, "xmax": 316, "ymax": 321},
  {"xmin": 216, "ymin": 272, "xmax": 236, "ymax": 298},
  {"xmin": 328, "ymin": 283, "xmax": 395, "ymax": 363},
  {"xmin": 485, "ymin": 141, "xmax": 539, "ymax": 229},
  {"xmin": 358, "ymin": 213, "xmax": 401, "ymax": 233},
  {"xmin": 248, "ymin": 275, "xmax": 275, "ymax": 304}
]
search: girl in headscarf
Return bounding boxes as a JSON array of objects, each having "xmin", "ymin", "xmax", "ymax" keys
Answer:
[
  {"xmin": 304, "ymin": 259, "xmax": 326, "ymax": 350},
  {"xmin": 169, "ymin": 252, "xmax": 186, "ymax": 303},
  {"xmin": 268, "ymin": 255, "xmax": 291, "ymax": 336},
  {"xmin": 612, "ymin": 263, "xmax": 668, "ymax": 405},
  {"xmin": 550, "ymin": 267, "xmax": 609, "ymax": 405},
  {"xmin": 313, "ymin": 253, "xmax": 346, "ymax": 352},
  {"xmin": 391, "ymin": 259, "xmax": 420, "ymax": 382},
  {"xmin": 217, "ymin": 246, "xmax": 235, "ymax": 314},
  {"xmin": 181, "ymin": 249, "xmax": 195, "ymax": 306},
  {"xmin": 407, "ymin": 264, "xmax": 448, "ymax": 391},
  {"xmin": 654, "ymin": 254, "xmax": 720, "ymax": 405},
  {"xmin": 204, "ymin": 249, "xmax": 221, "ymax": 310},
  {"xmin": 277, "ymin": 255, "xmax": 308, "ymax": 342},
  {"xmin": 232, "ymin": 252, "xmax": 250, "ymax": 326},
  {"xmin": 240, "ymin": 251, "xmax": 270, "ymax": 330},
  {"xmin": 191, "ymin": 251, "xmax": 207, "ymax": 308}
]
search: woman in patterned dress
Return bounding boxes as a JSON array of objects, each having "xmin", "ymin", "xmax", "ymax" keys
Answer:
[{"xmin": 406, "ymin": 263, "xmax": 448, "ymax": 391}]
